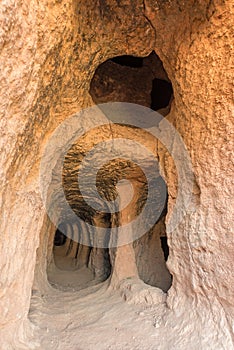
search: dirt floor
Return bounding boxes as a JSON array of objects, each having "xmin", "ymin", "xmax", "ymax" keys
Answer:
[
  {"xmin": 29, "ymin": 251, "xmax": 171, "ymax": 350},
  {"xmin": 28, "ymin": 251, "xmax": 213, "ymax": 350},
  {"xmin": 29, "ymin": 283, "xmax": 167, "ymax": 349}
]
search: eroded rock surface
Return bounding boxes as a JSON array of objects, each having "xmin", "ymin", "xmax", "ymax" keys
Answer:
[{"xmin": 0, "ymin": 0, "xmax": 233, "ymax": 349}]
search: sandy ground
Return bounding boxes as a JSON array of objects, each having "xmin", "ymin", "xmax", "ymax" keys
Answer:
[
  {"xmin": 28, "ymin": 251, "xmax": 225, "ymax": 350},
  {"xmin": 29, "ymin": 252, "xmax": 171, "ymax": 350},
  {"xmin": 29, "ymin": 281, "xmax": 169, "ymax": 350},
  {"xmin": 47, "ymin": 256, "xmax": 96, "ymax": 292}
]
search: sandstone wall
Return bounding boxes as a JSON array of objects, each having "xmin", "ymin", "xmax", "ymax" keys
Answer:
[{"xmin": 0, "ymin": 0, "xmax": 233, "ymax": 348}]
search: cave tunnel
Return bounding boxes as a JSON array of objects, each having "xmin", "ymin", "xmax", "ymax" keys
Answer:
[
  {"xmin": 47, "ymin": 51, "xmax": 173, "ymax": 293},
  {"xmin": 3, "ymin": 1, "xmax": 233, "ymax": 349}
]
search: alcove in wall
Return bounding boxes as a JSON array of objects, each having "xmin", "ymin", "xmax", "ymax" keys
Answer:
[{"xmin": 48, "ymin": 217, "xmax": 112, "ymax": 291}]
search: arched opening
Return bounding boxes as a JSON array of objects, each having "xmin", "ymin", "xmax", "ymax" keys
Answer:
[
  {"xmin": 90, "ymin": 51, "xmax": 173, "ymax": 118},
  {"xmin": 46, "ymin": 51, "xmax": 173, "ymax": 293},
  {"xmin": 48, "ymin": 218, "xmax": 112, "ymax": 291},
  {"xmin": 89, "ymin": 51, "xmax": 173, "ymax": 291}
]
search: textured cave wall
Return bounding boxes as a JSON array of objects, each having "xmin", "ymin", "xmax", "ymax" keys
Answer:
[
  {"xmin": 147, "ymin": 0, "xmax": 234, "ymax": 341},
  {"xmin": 0, "ymin": 1, "xmax": 155, "ymax": 347},
  {"xmin": 149, "ymin": 0, "xmax": 234, "ymax": 306},
  {"xmin": 0, "ymin": 0, "xmax": 233, "ymax": 348}
]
